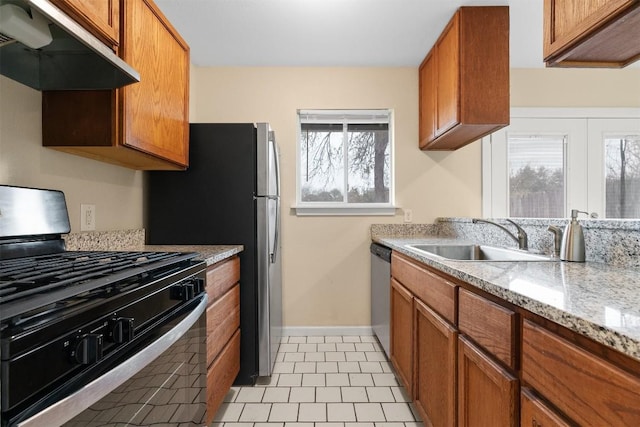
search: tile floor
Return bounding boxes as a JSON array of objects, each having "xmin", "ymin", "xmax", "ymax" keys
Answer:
[{"xmin": 212, "ymin": 335, "xmax": 424, "ymax": 427}]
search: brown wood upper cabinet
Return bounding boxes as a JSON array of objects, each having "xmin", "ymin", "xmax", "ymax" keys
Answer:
[
  {"xmin": 43, "ymin": 0, "xmax": 190, "ymax": 170},
  {"xmin": 419, "ymin": 6, "xmax": 509, "ymax": 151},
  {"xmin": 50, "ymin": 0, "xmax": 120, "ymax": 48},
  {"xmin": 543, "ymin": 0, "xmax": 640, "ymax": 68}
]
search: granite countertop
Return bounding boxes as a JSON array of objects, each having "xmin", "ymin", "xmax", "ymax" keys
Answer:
[
  {"xmin": 142, "ymin": 244, "xmax": 243, "ymax": 266},
  {"xmin": 61, "ymin": 229, "xmax": 243, "ymax": 266},
  {"xmin": 374, "ymin": 235, "xmax": 640, "ymax": 362}
]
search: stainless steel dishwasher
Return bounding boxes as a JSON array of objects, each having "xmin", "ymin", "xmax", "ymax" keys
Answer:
[{"xmin": 370, "ymin": 242, "xmax": 391, "ymax": 358}]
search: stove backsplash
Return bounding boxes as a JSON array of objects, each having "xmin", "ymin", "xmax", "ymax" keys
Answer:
[
  {"xmin": 371, "ymin": 217, "xmax": 640, "ymax": 268},
  {"xmin": 63, "ymin": 229, "xmax": 145, "ymax": 251}
]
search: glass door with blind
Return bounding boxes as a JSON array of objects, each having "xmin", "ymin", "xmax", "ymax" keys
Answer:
[
  {"xmin": 588, "ymin": 118, "xmax": 640, "ymax": 219},
  {"xmin": 483, "ymin": 117, "xmax": 586, "ymax": 218},
  {"xmin": 482, "ymin": 111, "xmax": 640, "ymax": 219}
]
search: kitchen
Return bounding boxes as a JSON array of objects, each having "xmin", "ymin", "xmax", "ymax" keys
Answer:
[{"xmin": 1, "ymin": 0, "xmax": 640, "ymax": 426}]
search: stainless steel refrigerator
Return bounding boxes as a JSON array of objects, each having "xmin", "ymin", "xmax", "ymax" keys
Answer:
[{"xmin": 146, "ymin": 123, "xmax": 282, "ymax": 384}]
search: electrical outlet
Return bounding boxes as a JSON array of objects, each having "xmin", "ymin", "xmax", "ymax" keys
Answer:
[
  {"xmin": 404, "ymin": 209, "xmax": 413, "ymax": 223},
  {"xmin": 80, "ymin": 204, "xmax": 96, "ymax": 231}
]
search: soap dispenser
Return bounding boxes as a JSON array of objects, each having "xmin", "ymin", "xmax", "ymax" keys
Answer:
[{"xmin": 560, "ymin": 209, "xmax": 588, "ymax": 262}]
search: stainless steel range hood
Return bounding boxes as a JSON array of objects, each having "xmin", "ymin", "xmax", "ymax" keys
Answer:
[{"xmin": 0, "ymin": 0, "xmax": 139, "ymax": 90}]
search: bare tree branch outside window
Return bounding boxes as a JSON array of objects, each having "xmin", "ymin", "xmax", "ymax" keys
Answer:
[
  {"xmin": 299, "ymin": 111, "xmax": 391, "ymax": 204},
  {"xmin": 606, "ymin": 136, "xmax": 640, "ymax": 218}
]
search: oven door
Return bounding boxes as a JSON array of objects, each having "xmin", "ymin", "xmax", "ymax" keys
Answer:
[{"xmin": 13, "ymin": 294, "xmax": 208, "ymax": 427}]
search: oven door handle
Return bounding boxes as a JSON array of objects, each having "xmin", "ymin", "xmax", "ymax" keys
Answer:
[{"xmin": 17, "ymin": 294, "xmax": 208, "ymax": 427}]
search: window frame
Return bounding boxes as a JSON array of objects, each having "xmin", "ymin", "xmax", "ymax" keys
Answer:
[
  {"xmin": 482, "ymin": 107, "xmax": 640, "ymax": 219},
  {"xmin": 294, "ymin": 109, "xmax": 396, "ymax": 216}
]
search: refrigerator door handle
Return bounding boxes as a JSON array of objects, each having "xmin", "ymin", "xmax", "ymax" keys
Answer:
[
  {"xmin": 270, "ymin": 131, "xmax": 281, "ymax": 264},
  {"xmin": 271, "ymin": 130, "xmax": 280, "ymax": 199},
  {"xmin": 271, "ymin": 197, "xmax": 280, "ymax": 264}
]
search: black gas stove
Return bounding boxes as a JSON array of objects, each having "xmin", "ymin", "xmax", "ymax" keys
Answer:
[{"xmin": 0, "ymin": 185, "xmax": 207, "ymax": 427}]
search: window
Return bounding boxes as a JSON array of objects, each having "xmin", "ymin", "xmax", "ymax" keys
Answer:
[
  {"xmin": 482, "ymin": 109, "xmax": 640, "ymax": 219},
  {"xmin": 508, "ymin": 135, "xmax": 565, "ymax": 218},
  {"xmin": 605, "ymin": 135, "xmax": 640, "ymax": 218},
  {"xmin": 296, "ymin": 109, "xmax": 395, "ymax": 215}
]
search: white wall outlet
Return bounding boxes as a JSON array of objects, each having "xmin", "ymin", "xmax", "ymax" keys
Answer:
[
  {"xmin": 404, "ymin": 208, "xmax": 413, "ymax": 223},
  {"xmin": 80, "ymin": 204, "xmax": 96, "ymax": 231}
]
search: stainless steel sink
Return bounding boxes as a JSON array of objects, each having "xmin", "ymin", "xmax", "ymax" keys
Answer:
[{"xmin": 406, "ymin": 244, "xmax": 554, "ymax": 262}]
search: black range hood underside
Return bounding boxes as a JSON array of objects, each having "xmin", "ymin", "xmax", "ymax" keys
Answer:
[{"xmin": 0, "ymin": 0, "xmax": 139, "ymax": 90}]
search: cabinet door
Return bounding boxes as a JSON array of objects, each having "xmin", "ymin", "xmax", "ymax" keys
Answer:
[
  {"xmin": 543, "ymin": 0, "xmax": 640, "ymax": 67},
  {"xmin": 522, "ymin": 319, "xmax": 640, "ymax": 425},
  {"xmin": 207, "ymin": 329, "xmax": 241, "ymax": 424},
  {"xmin": 121, "ymin": 0, "xmax": 190, "ymax": 167},
  {"xmin": 521, "ymin": 388, "xmax": 573, "ymax": 427},
  {"xmin": 51, "ymin": 0, "xmax": 119, "ymax": 46},
  {"xmin": 418, "ymin": 52, "xmax": 437, "ymax": 148},
  {"xmin": 390, "ymin": 278, "xmax": 414, "ymax": 396},
  {"xmin": 435, "ymin": 14, "xmax": 460, "ymax": 136},
  {"xmin": 458, "ymin": 336, "xmax": 518, "ymax": 427},
  {"xmin": 414, "ymin": 298, "xmax": 457, "ymax": 427}
]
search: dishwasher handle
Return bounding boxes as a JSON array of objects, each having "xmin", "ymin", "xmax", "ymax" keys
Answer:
[{"xmin": 370, "ymin": 243, "xmax": 391, "ymax": 262}]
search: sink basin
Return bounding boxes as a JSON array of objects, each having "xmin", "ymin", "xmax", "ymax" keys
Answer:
[{"xmin": 406, "ymin": 244, "xmax": 553, "ymax": 262}]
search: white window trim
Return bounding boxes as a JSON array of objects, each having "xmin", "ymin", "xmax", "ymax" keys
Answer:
[
  {"xmin": 294, "ymin": 109, "xmax": 396, "ymax": 216},
  {"xmin": 482, "ymin": 107, "xmax": 640, "ymax": 218}
]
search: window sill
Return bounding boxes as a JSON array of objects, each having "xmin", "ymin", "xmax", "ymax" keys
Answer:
[{"xmin": 293, "ymin": 204, "xmax": 398, "ymax": 216}]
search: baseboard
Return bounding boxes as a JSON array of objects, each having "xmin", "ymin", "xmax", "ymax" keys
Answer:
[{"xmin": 282, "ymin": 326, "xmax": 374, "ymax": 336}]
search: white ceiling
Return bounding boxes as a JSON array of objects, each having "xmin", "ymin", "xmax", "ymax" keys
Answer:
[{"xmin": 154, "ymin": 0, "xmax": 544, "ymax": 68}]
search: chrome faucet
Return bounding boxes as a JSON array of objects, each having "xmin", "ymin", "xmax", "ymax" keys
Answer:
[
  {"xmin": 471, "ymin": 218, "xmax": 528, "ymax": 250},
  {"xmin": 547, "ymin": 225, "xmax": 563, "ymax": 258}
]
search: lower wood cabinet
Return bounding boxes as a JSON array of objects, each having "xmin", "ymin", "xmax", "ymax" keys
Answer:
[
  {"xmin": 414, "ymin": 298, "xmax": 457, "ymax": 427},
  {"xmin": 458, "ymin": 336, "xmax": 518, "ymax": 427},
  {"xmin": 521, "ymin": 387, "xmax": 572, "ymax": 427},
  {"xmin": 205, "ymin": 256, "xmax": 241, "ymax": 425},
  {"xmin": 207, "ymin": 329, "xmax": 240, "ymax": 422},
  {"xmin": 390, "ymin": 277, "xmax": 414, "ymax": 396},
  {"xmin": 388, "ymin": 249, "xmax": 640, "ymax": 426},
  {"xmin": 458, "ymin": 288, "xmax": 516, "ymax": 370},
  {"xmin": 522, "ymin": 319, "xmax": 640, "ymax": 425}
]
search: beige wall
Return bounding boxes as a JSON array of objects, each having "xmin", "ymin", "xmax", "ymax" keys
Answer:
[
  {"xmin": 191, "ymin": 66, "xmax": 640, "ymax": 328},
  {"xmin": 0, "ymin": 76, "xmax": 144, "ymax": 232},
  {"xmin": 511, "ymin": 68, "xmax": 640, "ymax": 107},
  {"xmin": 1, "ymin": 65, "xmax": 637, "ymax": 328},
  {"xmin": 190, "ymin": 67, "xmax": 482, "ymax": 327}
]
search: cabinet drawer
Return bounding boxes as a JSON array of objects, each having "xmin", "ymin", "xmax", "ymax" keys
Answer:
[
  {"xmin": 207, "ymin": 284, "xmax": 240, "ymax": 366},
  {"xmin": 458, "ymin": 288, "xmax": 516, "ymax": 369},
  {"xmin": 207, "ymin": 329, "xmax": 240, "ymax": 424},
  {"xmin": 207, "ymin": 256, "xmax": 240, "ymax": 304},
  {"xmin": 522, "ymin": 320, "xmax": 640, "ymax": 425},
  {"xmin": 521, "ymin": 388, "xmax": 572, "ymax": 427},
  {"xmin": 391, "ymin": 252, "xmax": 457, "ymax": 324}
]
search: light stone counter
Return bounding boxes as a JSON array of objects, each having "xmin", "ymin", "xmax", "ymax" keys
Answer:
[
  {"xmin": 141, "ymin": 244, "xmax": 243, "ymax": 266},
  {"xmin": 374, "ymin": 234, "xmax": 640, "ymax": 362},
  {"xmin": 63, "ymin": 229, "xmax": 243, "ymax": 266}
]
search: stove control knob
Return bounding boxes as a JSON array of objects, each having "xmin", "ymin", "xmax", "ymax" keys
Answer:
[
  {"xmin": 72, "ymin": 333, "xmax": 104, "ymax": 365},
  {"xmin": 109, "ymin": 317, "xmax": 134, "ymax": 344},
  {"xmin": 194, "ymin": 277, "xmax": 205, "ymax": 294},
  {"xmin": 170, "ymin": 282, "xmax": 195, "ymax": 301}
]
